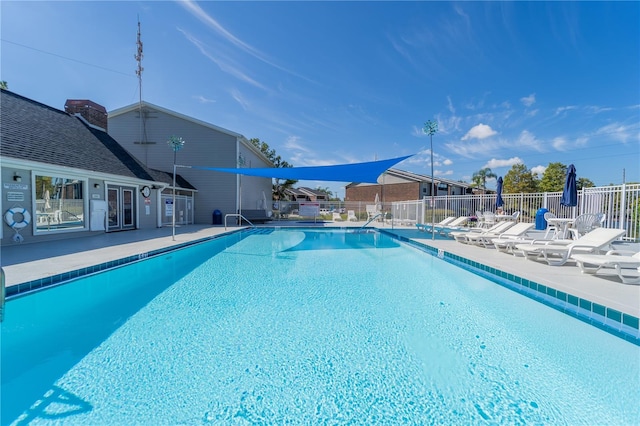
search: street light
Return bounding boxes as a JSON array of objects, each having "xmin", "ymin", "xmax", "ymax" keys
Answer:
[
  {"xmin": 167, "ymin": 135, "xmax": 185, "ymax": 241},
  {"xmin": 423, "ymin": 120, "xmax": 438, "ymax": 240}
]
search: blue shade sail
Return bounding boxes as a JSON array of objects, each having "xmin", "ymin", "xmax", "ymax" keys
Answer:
[
  {"xmin": 560, "ymin": 164, "xmax": 578, "ymax": 207},
  {"xmin": 191, "ymin": 155, "xmax": 413, "ymax": 184}
]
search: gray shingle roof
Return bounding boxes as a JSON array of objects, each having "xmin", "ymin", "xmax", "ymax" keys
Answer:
[{"xmin": 0, "ymin": 89, "xmax": 194, "ymax": 190}]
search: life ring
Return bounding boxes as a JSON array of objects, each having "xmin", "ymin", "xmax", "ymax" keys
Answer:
[{"xmin": 4, "ymin": 207, "xmax": 31, "ymax": 229}]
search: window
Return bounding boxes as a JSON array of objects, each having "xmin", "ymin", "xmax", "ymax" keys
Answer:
[{"xmin": 35, "ymin": 174, "xmax": 85, "ymax": 232}]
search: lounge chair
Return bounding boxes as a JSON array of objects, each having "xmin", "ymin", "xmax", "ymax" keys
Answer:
[
  {"xmin": 571, "ymin": 250, "xmax": 640, "ymax": 284},
  {"xmin": 515, "ymin": 228, "xmax": 626, "ymax": 266},
  {"xmin": 347, "ymin": 210, "xmax": 358, "ymax": 222},
  {"xmin": 452, "ymin": 221, "xmax": 515, "ymax": 244},
  {"xmin": 471, "ymin": 222, "xmax": 534, "ymax": 248},
  {"xmin": 332, "ymin": 212, "xmax": 344, "ymax": 222},
  {"xmin": 416, "ymin": 216, "xmax": 456, "ymax": 232},
  {"xmin": 435, "ymin": 216, "xmax": 470, "ymax": 235}
]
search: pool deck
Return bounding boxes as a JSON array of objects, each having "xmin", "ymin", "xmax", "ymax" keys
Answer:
[{"xmin": 1, "ymin": 221, "xmax": 639, "ymax": 321}]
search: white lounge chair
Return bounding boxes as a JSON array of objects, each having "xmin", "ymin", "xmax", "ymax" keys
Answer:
[
  {"xmin": 332, "ymin": 212, "xmax": 344, "ymax": 222},
  {"xmin": 416, "ymin": 216, "xmax": 456, "ymax": 232},
  {"xmin": 452, "ymin": 221, "xmax": 515, "ymax": 244},
  {"xmin": 571, "ymin": 250, "xmax": 640, "ymax": 284},
  {"xmin": 435, "ymin": 216, "xmax": 470, "ymax": 235},
  {"xmin": 347, "ymin": 210, "xmax": 357, "ymax": 222},
  {"xmin": 472, "ymin": 222, "xmax": 534, "ymax": 248},
  {"xmin": 515, "ymin": 228, "xmax": 627, "ymax": 266}
]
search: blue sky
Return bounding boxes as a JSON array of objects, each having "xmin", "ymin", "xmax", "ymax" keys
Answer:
[{"xmin": 2, "ymin": 1, "xmax": 638, "ymax": 197}]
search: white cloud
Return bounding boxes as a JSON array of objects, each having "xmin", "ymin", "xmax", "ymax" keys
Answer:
[
  {"xmin": 531, "ymin": 165, "xmax": 547, "ymax": 177},
  {"xmin": 514, "ymin": 130, "xmax": 545, "ymax": 151},
  {"xmin": 596, "ymin": 122, "xmax": 639, "ymax": 143},
  {"xmin": 555, "ymin": 105, "xmax": 576, "ymax": 115},
  {"xmin": 461, "ymin": 123, "xmax": 497, "ymax": 141},
  {"xmin": 484, "ymin": 157, "xmax": 524, "ymax": 169},
  {"xmin": 520, "ymin": 93, "xmax": 536, "ymax": 107},
  {"xmin": 442, "ymin": 159, "xmax": 453, "ymax": 166},
  {"xmin": 192, "ymin": 95, "xmax": 215, "ymax": 103},
  {"xmin": 283, "ymin": 135, "xmax": 311, "ymax": 153},
  {"xmin": 229, "ymin": 89, "xmax": 249, "ymax": 111},
  {"xmin": 552, "ymin": 137, "xmax": 567, "ymax": 150},
  {"xmin": 447, "ymin": 96, "xmax": 455, "ymax": 113}
]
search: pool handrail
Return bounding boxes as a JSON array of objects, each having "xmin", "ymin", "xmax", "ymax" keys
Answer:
[
  {"xmin": 1, "ymin": 267, "xmax": 5, "ymax": 322},
  {"xmin": 360, "ymin": 212, "xmax": 384, "ymax": 230},
  {"xmin": 224, "ymin": 213, "xmax": 256, "ymax": 230}
]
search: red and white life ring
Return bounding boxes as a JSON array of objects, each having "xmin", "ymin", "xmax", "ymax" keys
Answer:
[{"xmin": 4, "ymin": 207, "xmax": 31, "ymax": 229}]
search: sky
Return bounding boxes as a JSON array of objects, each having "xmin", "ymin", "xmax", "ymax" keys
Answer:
[{"xmin": 2, "ymin": 1, "xmax": 639, "ymax": 198}]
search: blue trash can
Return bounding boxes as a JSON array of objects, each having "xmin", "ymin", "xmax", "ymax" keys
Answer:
[
  {"xmin": 535, "ymin": 208, "xmax": 548, "ymax": 230},
  {"xmin": 212, "ymin": 209, "xmax": 222, "ymax": 225}
]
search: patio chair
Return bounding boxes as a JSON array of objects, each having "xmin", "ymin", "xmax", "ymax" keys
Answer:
[
  {"xmin": 452, "ymin": 221, "xmax": 516, "ymax": 244},
  {"xmin": 347, "ymin": 210, "xmax": 357, "ymax": 222},
  {"xmin": 571, "ymin": 250, "xmax": 640, "ymax": 284},
  {"xmin": 514, "ymin": 228, "xmax": 627, "ymax": 266},
  {"xmin": 416, "ymin": 216, "xmax": 456, "ymax": 232},
  {"xmin": 543, "ymin": 212, "xmax": 558, "ymax": 239},
  {"xmin": 332, "ymin": 212, "xmax": 344, "ymax": 222},
  {"xmin": 482, "ymin": 211, "xmax": 496, "ymax": 228},
  {"xmin": 472, "ymin": 222, "xmax": 534, "ymax": 248},
  {"xmin": 568, "ymin": 213, "xmax": 601, "ymax": 240}
]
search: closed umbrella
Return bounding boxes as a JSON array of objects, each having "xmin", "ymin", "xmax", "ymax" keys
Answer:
[
  {"xmin": 495, "ymin": 177, "xmax": 504, "ymax": 209},
  {"xmin": 561, "ymin": 164, "xmax": 578, "ymax": 207}
]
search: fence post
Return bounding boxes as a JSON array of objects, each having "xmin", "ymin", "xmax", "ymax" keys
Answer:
[{"xmin": 620, "ymin": 183, "xmax": 627, "ymax": 231}]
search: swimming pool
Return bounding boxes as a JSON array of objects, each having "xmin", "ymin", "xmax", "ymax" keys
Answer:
[{"xmin": 2, "ymin": 228, "xmax": 639, "ymax": 425}]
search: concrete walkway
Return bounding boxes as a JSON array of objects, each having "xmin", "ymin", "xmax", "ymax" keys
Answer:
[{"xmin": 1, "ymin": 221, "xmax": 638, "ymax": 321}]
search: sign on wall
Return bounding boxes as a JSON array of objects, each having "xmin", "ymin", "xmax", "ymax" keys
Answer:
[{"xmin": 299, "ymin": 202, "xmax": 320, "ymax": 217}]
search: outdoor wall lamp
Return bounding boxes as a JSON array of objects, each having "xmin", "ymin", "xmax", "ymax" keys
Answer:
[
  {"xmin": 93, "ymin": 183, "xmax": 100, "ymax": 189},
  {"xmin": 13, "ymin": 173, "xmax": 22, "ymax": 182}
]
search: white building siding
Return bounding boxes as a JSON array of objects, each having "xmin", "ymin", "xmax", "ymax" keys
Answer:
[{"xmin": 108, "ymin": 104, "xmax": 272, "ymax": 224}]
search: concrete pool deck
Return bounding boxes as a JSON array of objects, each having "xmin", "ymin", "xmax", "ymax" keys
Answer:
[{"xmin": 2, "ymin": 221, "xmax": 639, "ymax": 322}]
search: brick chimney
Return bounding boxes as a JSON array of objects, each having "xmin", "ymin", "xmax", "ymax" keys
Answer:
[{"xmin": 64, "ymin": 99, "xmax": 108, "ymax": 131}]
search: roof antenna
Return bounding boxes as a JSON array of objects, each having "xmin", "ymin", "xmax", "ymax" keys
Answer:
[{"xmin": 135, "ymin": 16, "xmax": 149, "ymax": 163}]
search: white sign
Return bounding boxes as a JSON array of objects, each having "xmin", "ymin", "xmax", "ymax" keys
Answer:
[
  {"xmin": 6, "ymin": 192, "xmax": 24, "ymax": 202},
  {"xmin": 165, "ymin": 199, "xmax": 173, "ymax": 216},
  {"xmin": 299, "ymin": 202, "xmax": 320, "ymax": 217},
  {"xmin": 3, "ymin": 183, "xmax": 28, "ymax": 190}
]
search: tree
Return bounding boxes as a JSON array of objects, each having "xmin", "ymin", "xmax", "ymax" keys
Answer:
[
  {"xmin": 248, "ymin": 138, "xmax": 297, "ymax": 200},
  {"xmin": 0, "ymin": 81, "xmax": 7, "ymax": 89},
  {"xmin": 539, "ymin": 162, "xmax": 567, "ymax": 192},
  {"xmin": 315, "ymin": 186, "xmax": 334, "ymax": 199},
  {"xmin": 471, "ymin": 167, "xmax": 497, "ymax": 193},
  {"xmin": 577, "ymin": 177, "xmax": 595, "ymax": 190},
  {"xmin": 503, "ymin": 163, "xmax": 539, "ymax": 193}
]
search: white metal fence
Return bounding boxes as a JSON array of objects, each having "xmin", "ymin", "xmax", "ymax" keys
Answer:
[{"xmin": 390, "ymin": 184, "xmax": 640, "ymax": 242}]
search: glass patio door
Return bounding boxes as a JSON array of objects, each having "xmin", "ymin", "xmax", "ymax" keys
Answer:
[{"xmin": 107, "ymin": 186, "xmax": 136, "ymax": 231}]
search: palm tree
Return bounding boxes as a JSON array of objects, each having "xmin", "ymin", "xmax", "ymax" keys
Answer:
[
  {"xmin": 0, "ymin": 81, "xmax": 8, "ymax": 90},
  {"xmin": 472, "ymin": 167, "xmax": 497, "ymax": 193}
]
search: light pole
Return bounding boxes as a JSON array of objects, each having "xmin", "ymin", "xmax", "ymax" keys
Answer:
[
  {"xmin": 167, "ymin": 135, "xmax": 185, "ymax": 241},
  {"xmin": 423, "ymin": 120, "xmax": 438, "ymax": 240}
]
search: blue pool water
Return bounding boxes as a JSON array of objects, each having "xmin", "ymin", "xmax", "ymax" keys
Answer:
[{"xmin": 2, "ymin": 229, "xmax": 639, "ymax": 425}]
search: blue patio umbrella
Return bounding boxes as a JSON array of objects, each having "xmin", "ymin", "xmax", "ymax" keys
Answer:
[
  {"xmin": 560, "ymin": 164, "xmax": 578, "ymax": 207},
  {"xmin": 495, "ymin": 176, "xmax": 504, "ymax": 208}
]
